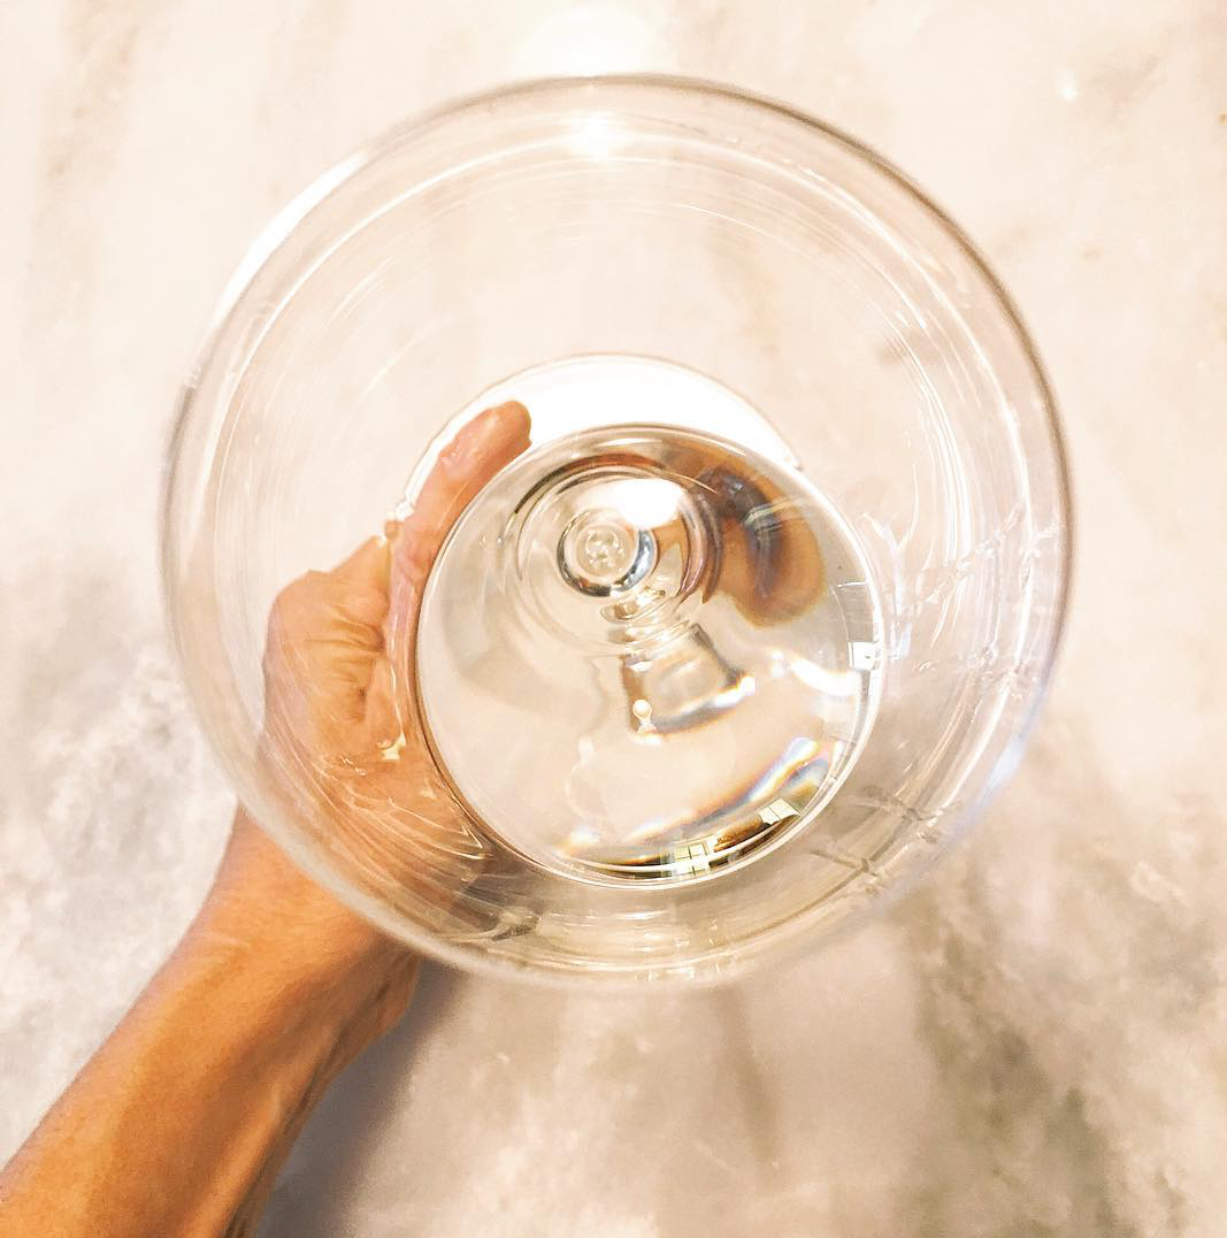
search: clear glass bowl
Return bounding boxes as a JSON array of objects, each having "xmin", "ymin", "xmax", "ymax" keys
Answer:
[{"xmin": 163, "ymin": 76, "xmax": 1071, "ymax": 984}]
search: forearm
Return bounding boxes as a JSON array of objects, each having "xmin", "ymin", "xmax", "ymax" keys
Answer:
[{"xmin": 0, "ymin": 849, "xmax": 418, "ymax": 1238}]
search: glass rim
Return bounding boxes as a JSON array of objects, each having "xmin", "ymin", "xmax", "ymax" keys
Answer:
[{"xmin": 162, "ymin": 73, "xmax": 1074, "ymax": 987}]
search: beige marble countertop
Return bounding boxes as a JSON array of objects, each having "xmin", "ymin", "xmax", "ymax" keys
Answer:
[{"xmin": 3, "ymin": 2, "xmax": 1226, "ymax": 1235}]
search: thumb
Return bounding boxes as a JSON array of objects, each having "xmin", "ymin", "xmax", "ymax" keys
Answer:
[
  {"xmin": 384, "ymin": 399, "xmax": 531, "ymax": 678},
  {"xmin": 392, "ymin": 400, "xmax": 531, "ymax": 599}
]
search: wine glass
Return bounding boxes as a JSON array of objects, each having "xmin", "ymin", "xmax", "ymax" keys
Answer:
[{"xmin": 163, "ymin": 76, "xmax": 1070, "ymax": 984}]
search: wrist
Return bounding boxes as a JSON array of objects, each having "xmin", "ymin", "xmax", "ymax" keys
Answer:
[
  {"xmin": 177, "ymin": 895, "xmax": 403, "ymax": 1047},
  {"xmin": 160, "ymin": 808, "xmax": 419, "ymax": 1077},
  {"xmin": 200, "ymin": 811, "xmax": 409, "ymax": 995}
]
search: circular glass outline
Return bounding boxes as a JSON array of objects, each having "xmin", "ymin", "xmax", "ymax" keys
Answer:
[{"xmin": 163, "ymin": 74, "xmax": 1073, "ymax": 988}]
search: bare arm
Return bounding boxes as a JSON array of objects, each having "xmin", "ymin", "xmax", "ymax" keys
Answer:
[
  {"xmin": 0, "ymin": 402, "xmax": 531, "ymax": 1237},
  {"xmin": 0, "ymin": 818, "xmax": 417, "ymax": 1238}
]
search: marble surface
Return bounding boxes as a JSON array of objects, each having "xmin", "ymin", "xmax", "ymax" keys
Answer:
[{"xmin": 3, "ymin": 2, "xmax": 1226, "ymax": 1234}]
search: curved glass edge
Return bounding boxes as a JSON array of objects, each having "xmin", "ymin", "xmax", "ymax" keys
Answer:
[{"xmin": 160, "ymin": 73, "xmax": 1073, "ymax": 988}]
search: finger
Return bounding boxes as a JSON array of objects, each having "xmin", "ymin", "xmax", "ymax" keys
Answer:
[
  {"xmin": 391, "ymin": 400, "xmax": 531, "ymax": 597},
  {"xmin": 285, "ymin": 538, "xmax": 390, "ymax": 702},
  {"xmin": 363, "ymin": 657, "xmax": 400, "ymax": 749},
  {"xmin": 331, "ymin": 535, "xmax": 391, "ymax": 594},
  {"xmin": 378, "ymin": 401, "xmax": 530, "ymax": 741},
  {"xmin": 264, "ymin": 567, "xmax": 388, "ymax": 752}
]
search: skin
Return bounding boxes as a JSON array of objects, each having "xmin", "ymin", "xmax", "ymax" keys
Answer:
[{"xmin": 0, "ymin": 401, "xmax": 532, "ymax": 1238}]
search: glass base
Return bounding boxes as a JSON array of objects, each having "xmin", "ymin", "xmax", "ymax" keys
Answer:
[{"xmin": 412, "ymin": 357, "xmax": 884, "ymax": 885}]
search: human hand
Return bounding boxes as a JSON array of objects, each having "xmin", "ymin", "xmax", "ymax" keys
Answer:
[
  {"xmin": 0, "ymin": 403, "xmax": 533, "ymax": 1238},
  {"xmin": 191, "ymin": 400, "xmax": 532, "ymax": 1022}
]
